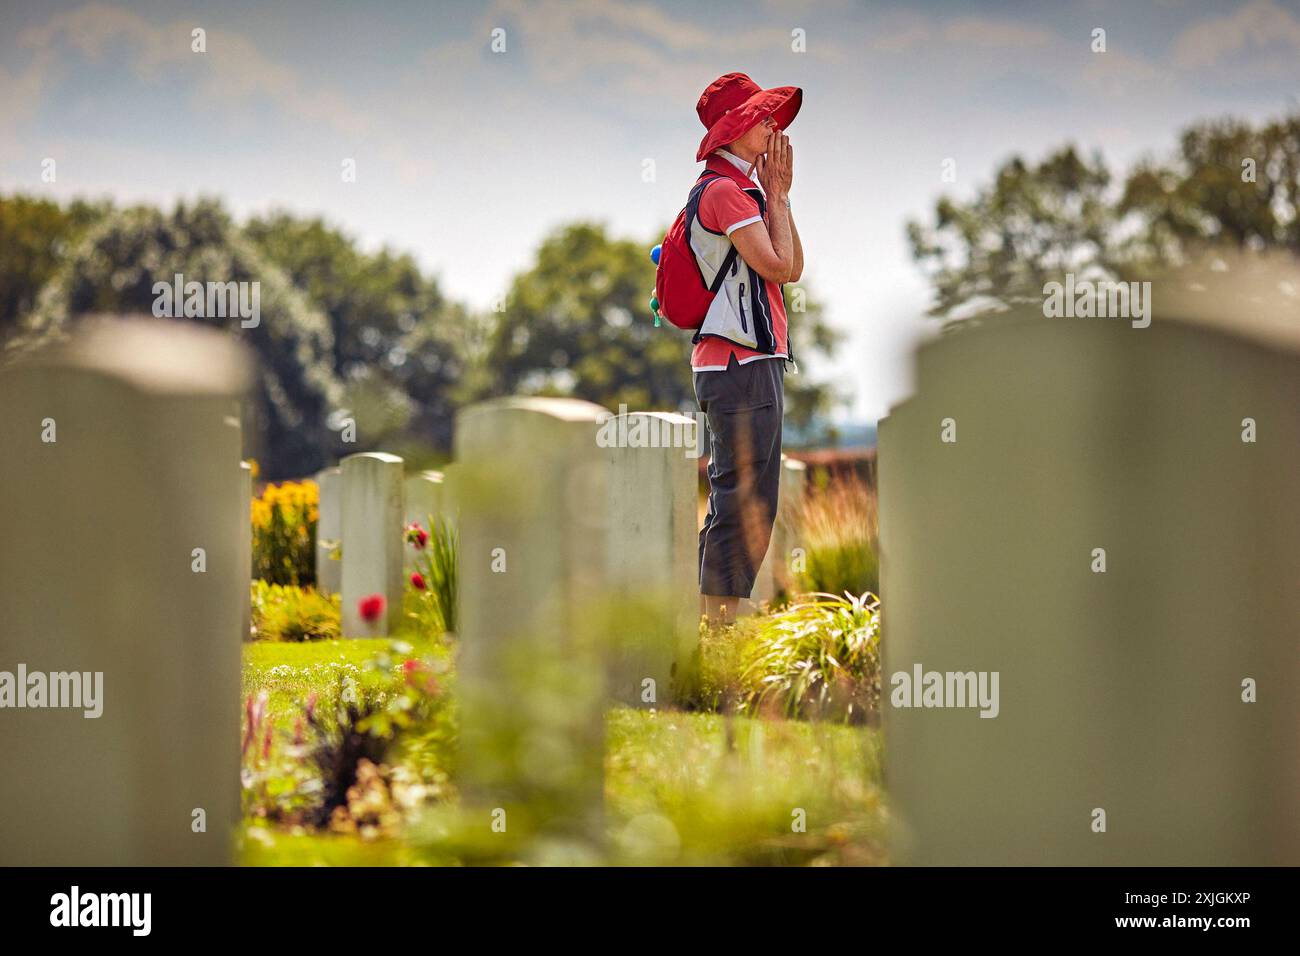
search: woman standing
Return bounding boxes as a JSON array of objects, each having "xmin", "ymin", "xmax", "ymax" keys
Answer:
[{"xmin": 685, "ymin": 73, "xmax": 803, "ymax": 623}]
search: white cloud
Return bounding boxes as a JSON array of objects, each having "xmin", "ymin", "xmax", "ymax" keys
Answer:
[
  {"xmin": 17, "ymin": 1, "xmax": 374, "ymax": 137},
  {"xmin": 1171, "ymin": 0, "xmax": 1300, "ymax": 68},
  {"xmin": 0, "ymin": 54, "xmax": 49, "ymax": 160},
  {"xmin": 489, "ymin": 0, "xmax": 835, "ymax": 99},
  {"xmin": 941, "ymin": 17, "xmax": 1056, "ymax": 49}
]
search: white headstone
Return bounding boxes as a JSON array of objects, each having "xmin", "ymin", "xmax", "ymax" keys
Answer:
[
  {"xmin": 403, "ymin": 469, "xmax": 446, "ymax": 571},
  {"xmin": 340, "ymin": 452, "xmax": 405, "ymax": 636},
  {"xmin": 0, "ymin": 316, "xmax": 251, "ymax": 865},
  {"xmin": 314, "ymin": 466, "xmax": 341, "ymax": 595}
]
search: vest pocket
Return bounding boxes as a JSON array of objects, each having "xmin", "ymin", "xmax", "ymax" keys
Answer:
[{"xmin": 697, "ymin": 275, "xmax": 759, "ymax": 350}]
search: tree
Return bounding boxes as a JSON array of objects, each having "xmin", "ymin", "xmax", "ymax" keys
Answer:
[
  {"xmin": 9, "ymin": 199, "xmax": 340, "ymax": 479},
  {"xmin": 1119, "ymin": 114, "xmax": 1300, "ymax": 266},
  {"xmin": 245, "ymin": 213, "xmax": 479, "ymax": 462},
  {"xmin": 484, "ymin": 221, "xmax": 842, "ymax": 432},
  {"xmin": 0, "ymin": 196, "xmax": 110, "ymax": 346},
  {"xmin": 907, "ymin": 111, "xmax": 1300, "ymax": 322}
]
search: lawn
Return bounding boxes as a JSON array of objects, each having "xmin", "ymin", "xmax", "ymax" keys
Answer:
[{"xmin": 238, "ymin": 636, "xmax": 890, "ymax": 866}]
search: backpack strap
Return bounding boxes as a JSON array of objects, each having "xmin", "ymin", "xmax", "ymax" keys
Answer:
[
  {"xmin": 688, "ymin": 173, "xmax": 741, "ymax": 295},
  {"xmin": 710, "ymin": 246, "xmax": 739, "ymax": 294}
]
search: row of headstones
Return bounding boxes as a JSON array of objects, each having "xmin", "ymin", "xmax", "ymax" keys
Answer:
[
  {"xmin": 304, "ymin": 398, "xmax": 809, "ymax": 853},
  {"xmin": 308, "ymin": 456, "xmax": 449, "ymax": 636},
  {"xmin": 301, "ymin": 416, "xmax": 809, "ymax": 647},
  {"xmin": 301, "ymin": 406, "xmax": 708, "ymax": 702},
  {"xmin": 0, "ymin": 317, "xmax": 811, "ymax": 862}
]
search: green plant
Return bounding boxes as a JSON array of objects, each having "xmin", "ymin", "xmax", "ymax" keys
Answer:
[
  {"xmin": 741, "ymin": 592, "xmax": 882, "ymax": 725},
  {"xmin": 602, "ymin": 707, "xmax": 887, "ymax": 866},
  {"xmin": 251, "ymin": 580, "xmax": 341, "ymax": 642},
  {"xmin": 405, "ymin": 516, "xmax": 458, "ymax": 635},
  {"xmin": 240, "ymin": 637, "xmax": 453, "ymax": 832},
  {"xmin": 237, "ymin": 633, "xmax": 889, "ymax": 866},
  {"xmin": 674, "ymin": 616, "xmax": 760, "ymax": 714},
  {"xmin": 251, "ymin": 479, "xmax": 318, "ymax": 586},
  {"xmin": 795, "ymin": 475, "xmax": 878, "ymax": 598}
]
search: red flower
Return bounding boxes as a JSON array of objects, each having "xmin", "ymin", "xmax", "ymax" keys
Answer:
[
  {"xmin": 405, "ymin": 522, "xmax": 429, "ymax": 550},
  {"xmin": 359, "ymin": 594, "xmax": 386, "ymax": 623},
  {"xmin": 402, "ymin": 659, "xmax": 440, "ymax": 696},
  {"xmin": 410, "ymin": 571, "xmax": 426, "ymax": 590}
]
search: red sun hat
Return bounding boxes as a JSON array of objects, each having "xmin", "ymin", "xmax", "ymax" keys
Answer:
[{"xmin": 695, "ymin": 72, "xmax": 802, "ymax": 162}]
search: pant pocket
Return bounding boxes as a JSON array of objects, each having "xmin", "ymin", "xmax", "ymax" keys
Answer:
[{"xmin": 712, "ymin": 401, "xmax": 779, "ymax": 468}]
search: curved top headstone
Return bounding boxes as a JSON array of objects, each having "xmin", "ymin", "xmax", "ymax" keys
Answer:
[
  {"xmin": 458, "ymin": 395, "xmax": 610, "ymax": 424},
  {"xmin": 620, "ymin": 410, "xmax": 697, "ymax": 425},
  {"xmin": 342, "ymin": 451, "xmax": 404, "ymax": 465},
  {"xmin": 11, "ymin": 314, "xmax": 254, "ymax": 396},
  {"xmin": 1149, "ymin": 249, "xmax": 1300, "ymax": 354}
]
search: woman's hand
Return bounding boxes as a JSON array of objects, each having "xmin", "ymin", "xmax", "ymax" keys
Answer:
[{"xmin": 756, "ymin": 127, "xmax": 793, "ymax": 199}]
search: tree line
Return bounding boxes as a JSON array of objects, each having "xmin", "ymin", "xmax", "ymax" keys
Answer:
[
  {"xmin": 907, "ymin": 110, "xmax": 1300, "ymax": 322},
  {"xmin": 0, "ymin": 197, "xmax": 839, "ymax": 478}
]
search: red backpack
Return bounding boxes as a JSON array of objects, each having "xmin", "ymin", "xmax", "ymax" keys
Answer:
[{"xmin": 654, "ymin": 172, "xmax": 739, "ymax": 330}]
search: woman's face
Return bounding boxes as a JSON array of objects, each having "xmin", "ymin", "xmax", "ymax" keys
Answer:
[{"xmin": 730, "ymin": 115, "xmax": 779, "ymax": 158}]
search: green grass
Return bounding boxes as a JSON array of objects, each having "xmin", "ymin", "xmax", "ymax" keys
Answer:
[
  {"xmin": 604, "ymin": 707, "xmax": 888, "ymax": 865},
  {"xmin": 237, "ymin": 827, "xmax": 425, "ymax": 866},
  {"xmin": 238, "ymin": 637, "xmax": 889, "ymax": 866},
  {"xmin": 242, "ymin": 635, "xmax": 441, "ymax": 712}
]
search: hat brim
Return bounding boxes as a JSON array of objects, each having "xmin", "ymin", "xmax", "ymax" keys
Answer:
[{"xmin": 695, "ymin": 86, "xmax": 802, "ymax": 162}]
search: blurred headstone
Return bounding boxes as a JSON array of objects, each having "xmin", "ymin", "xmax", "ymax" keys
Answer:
[
  {"xmin": 878, "ymin": 277, "xmax": 1300, "ymax": 865},
  {"xmin": 0, "ymin": 316, "xmax": 251, "ymax": 865},
  {"xmin": 454, "ymin": 397, "xmax": 610, "ymax": 857},
  {"xmin": 314, "ymin": 466, "xmax": 341, "ymax": 595},
  {"xmin": 239, "ymin": 460, "xmax": 253, "ymax": 640},
  {"xmin": 603, "ymin": 411, "xmax": 699, "ymax": 706},
  {"xmin": 752, "ymin": 455, "xmax": 807, "ymax": 606},
  {"xmin": 340, "ymin": 452, "xmax": 405, "ymax": 636}
]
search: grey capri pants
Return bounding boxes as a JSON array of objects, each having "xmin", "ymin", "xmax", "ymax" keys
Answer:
[{"xmin": 693, "ymin": 353, "xmax": 785, "ymax": 597}]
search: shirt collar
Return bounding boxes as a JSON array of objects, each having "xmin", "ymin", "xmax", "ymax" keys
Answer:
[
  {"xmin": 704, "ymin": 149, "xmax": 759, "ymax": 189},
  {"xmin": 714, "ymin": 149, "xmax": 755, "ymax": 179}
]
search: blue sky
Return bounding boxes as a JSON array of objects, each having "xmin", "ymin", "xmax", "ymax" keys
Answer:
[{"xmin": 3, "ymin": 0, "xmax": 1298, "ymax": 420}]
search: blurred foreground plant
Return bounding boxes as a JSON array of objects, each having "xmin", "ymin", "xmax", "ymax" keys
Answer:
[
  {"xmin": 240, "ymin": 639, "xmax": 454, "ymax": 833},
  {"xmin": 251, "ymin": 580, "xmax": 340, "ymax": 642}
]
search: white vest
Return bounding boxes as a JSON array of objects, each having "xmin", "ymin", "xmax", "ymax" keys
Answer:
[{"xmin": 685, "ymin": 174, "xmax": 779, "ymax": 354}]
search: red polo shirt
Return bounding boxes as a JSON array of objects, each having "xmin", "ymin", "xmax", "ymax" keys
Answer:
[{"xmin": 691, "ymin": 150, "xmax": 789, "ymax": 371}]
